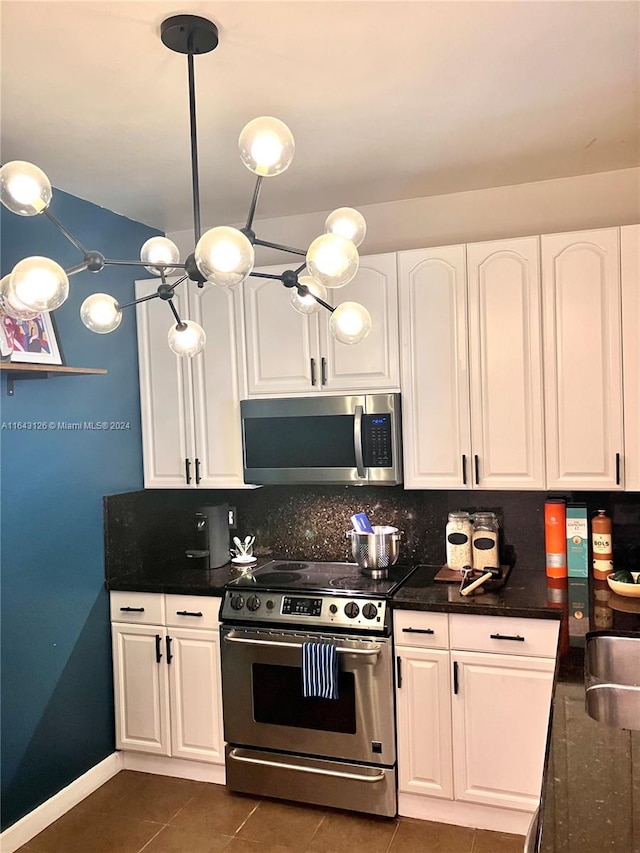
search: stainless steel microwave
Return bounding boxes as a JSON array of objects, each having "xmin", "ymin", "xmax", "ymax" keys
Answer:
[{"xmin": 240, "ymin": 394, "xmax": 402, "ymax": 486}]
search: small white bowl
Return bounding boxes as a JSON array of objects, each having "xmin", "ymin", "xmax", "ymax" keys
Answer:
[{"xmin": 607, "ymin": 571, "xmax": 640, "ymax": 598}]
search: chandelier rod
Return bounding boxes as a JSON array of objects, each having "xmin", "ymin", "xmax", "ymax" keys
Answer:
[
  {"xmin": 245, "ymin": 177, "xmax": 263, "ymax": 232},
  {"xmin": 253, "ymin": 237, "xmax": 307, "ymax": 256},
  {"xmin": 187, "ymin": 39, "xmax": 202, "ymax": 242}
]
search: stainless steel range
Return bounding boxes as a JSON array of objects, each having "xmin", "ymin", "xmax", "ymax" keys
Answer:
[{"xmin": 219, "ymin": 560, "xmax": 416, "ymax": 817}]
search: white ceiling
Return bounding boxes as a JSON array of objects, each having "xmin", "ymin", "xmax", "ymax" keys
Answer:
[{"xmin": 2, "ymin": 1, "xmax": 638, "ymax": 233}]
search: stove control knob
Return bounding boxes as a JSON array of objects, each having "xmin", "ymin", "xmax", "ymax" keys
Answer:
[
  {"xmin": 344, "ymin": 601, "xmax": 360, "ymax": 619},
  {"xmin": 329, "ymin": 604, "xmax": 338, "ymax": 615},
  {"xmin": 247, "ymin": 595, "xmax": 261, "ymax": 612},
  {"xmin": 266, "ymin": 599, "xmax": 275, "ymax": 610},
  {"xmin": 230, "ymin": 594, "xmax": 245, "ymax": 610},
  {"xmin": 362, "ymin": 603, "xmax": 378, "ymax": 620}
]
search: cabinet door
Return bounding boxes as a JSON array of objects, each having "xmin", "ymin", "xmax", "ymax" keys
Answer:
[
  {"xmin": 167, "ymin": 627, "xmax": 224, "ymax": 764},
  {"xmin": 243, "ymin": 266, "xmax": 319, "ymax": 395},
  {"xmin": 319, "ymin": 253, "xmax": 400, "ymax": 391},
  {"xmin": 136, "ymin": 279, "xmax": 195, "ymax": 488},
  {"xmin": 467, "ymin": 238, "xmax": 545, "ymax": 489},
  {"xmin": 621, "ymin": 224, "xmax": 640, "ymax": 491},
  {"xmin": 112, "ymin": 623, "xmax": 170, "ymax": 755},
  {"xmin": 396, "ymin": 646, "xmax": 453, "ymax": 800},
  {"xmin": 189, "ymin": 283, "xmax": 247, "ymax": 488},
  {"xmin": 398, "ymin": 246, "xmax": 471, "ymax": 489},
  {"xmin": 451, "ymin": 651, "xmax": 554, "ymax": 811},
  {"xmin": 542, "ymin": 229, "xmax": 624, "ymax": 489}
]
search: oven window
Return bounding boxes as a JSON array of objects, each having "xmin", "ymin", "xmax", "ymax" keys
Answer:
[
  {"xmin": 244, "ymin": 416, "xmax": 356, "ymax": 469},
  {"xmin": 252, "ymin": 664, "xmax": 356, "ymax": 734}
]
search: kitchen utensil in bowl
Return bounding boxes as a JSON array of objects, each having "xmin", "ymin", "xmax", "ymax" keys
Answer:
[{"xmin": 346, "ymin": 525, "xmax": 402, "ymax": 579}]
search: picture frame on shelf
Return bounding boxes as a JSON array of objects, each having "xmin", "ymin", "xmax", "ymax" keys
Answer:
[{"xmin": 0, "ymin": 308, "xmax": 64, "ymax": 366}]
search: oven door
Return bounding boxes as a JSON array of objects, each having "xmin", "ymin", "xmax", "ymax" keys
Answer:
[{"xmin": 220, "ymin": 625, "xmax": 395, "ymax": 767}]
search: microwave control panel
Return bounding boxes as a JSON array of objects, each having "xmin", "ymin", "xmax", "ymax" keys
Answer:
[{"xmin": 363, "ymin": 414, "xmax": 393, "ymax": 467}]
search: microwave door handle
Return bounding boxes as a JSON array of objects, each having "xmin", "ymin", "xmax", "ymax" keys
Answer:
[{"xmin": 354, "ymin": 405, "xmax": 366, "ymax": 478}]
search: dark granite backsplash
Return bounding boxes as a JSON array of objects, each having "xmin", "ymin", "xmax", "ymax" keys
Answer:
[{"xmin": 104, "ymin": 486, "xmax": 640, "ymax": 582}]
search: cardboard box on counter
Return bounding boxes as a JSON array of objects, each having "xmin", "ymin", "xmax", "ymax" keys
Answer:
[{"xmin": 566, "ymin": 503, "xmax": 588, "ymax": 577}]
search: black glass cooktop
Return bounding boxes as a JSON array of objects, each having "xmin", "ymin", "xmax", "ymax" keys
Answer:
[{"xmin": 225, "ymin": 560, "xmax": 416, "ymax": 597}]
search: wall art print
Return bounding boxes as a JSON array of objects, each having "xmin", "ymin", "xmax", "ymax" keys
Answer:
[{"xmin": 0, "ymin": 307, "xmax": 63, "ymax": 365}]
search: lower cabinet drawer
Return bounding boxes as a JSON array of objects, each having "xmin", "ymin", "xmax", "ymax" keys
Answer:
[
  {"xmin": 110, "ymin": 591, "xmax": 165, "ymax": 625},
  {"xmin": 394, "ymin": 610, "xmax": 449, "ymax": 649},
  {"xmin": 449, "ymin": 613, "xmax": 559, "ymax": 658},
  {"xmin": 165, "ymin": 594, "xmax": 221, "ymax": 629}
]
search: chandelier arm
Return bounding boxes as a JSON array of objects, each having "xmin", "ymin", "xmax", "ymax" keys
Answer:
[
  {"xmin": 168, "ymin": 298, "xmax": 185, "ymax": 328},
  {"xmin": 247, "ymin": 271, "xmax": 286, "ymax": 281},
  {"xmin": 168, "ymin": 274, "xmax": 189, "ymax": 292},
  {"xmin": 296, "ymin": 283, "xmax": 335, "ymax": 314},
  {"xmin": 245, "ymin": 177, "xmax": 264, "ymax": 231},
  {"xmin": 43, "ymin": 208, "xmax": 89, "ymax": 255},
  {"xmin": 117, "ymin": 292, "xmax": 162, "ymax": 311},
  {"xmin": 253, "ymin": 237, "xmax": 307, "ymax": 257},
  {"xmin": 65, "ymin": 261, "xmax": 90, "ymax": 277},
  {"xmin": 103, "ymin": 258, "xmax": 187, "ymax": 270},
  {"xmin": 187, "ymin": 48, "xmax": 202, "ymax": 242},
  {"xmin": 294, "ymin": 261, "xmax": 307, "ymax": 276}
]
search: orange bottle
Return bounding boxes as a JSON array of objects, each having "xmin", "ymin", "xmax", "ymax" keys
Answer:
[
  {"xmin": 592, "ymin": 510, "xmax": 613, "ymax": 579},
  {"xmin": 545, "ymin": 499, "xmax": 567, "ymax": 578}
]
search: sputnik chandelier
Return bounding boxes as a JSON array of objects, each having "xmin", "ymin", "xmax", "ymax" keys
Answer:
[{"xmin": 0, "ymin": 14, "xmax": 371, "ymax": 357}]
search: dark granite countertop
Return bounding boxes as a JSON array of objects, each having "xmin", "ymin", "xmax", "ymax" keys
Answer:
[
  {"xmin": 105, "ymin": 557, "xmax": 273, "ymax": 596},
  {"xmin": 391, "ymin": 565, "xmax": 561, "ymax": 619}
]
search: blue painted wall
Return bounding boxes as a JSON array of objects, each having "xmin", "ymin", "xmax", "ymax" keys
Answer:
[{"xmin": 0, "ymin": 190, "xmax": 161, "ymax": 830}]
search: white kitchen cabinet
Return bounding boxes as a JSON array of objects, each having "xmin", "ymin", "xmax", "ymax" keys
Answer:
[
  {"xmin": 395, "ymin": 610, "xmax": 559, "ymax": 833},
  {"xmin": 399, "ymin": 237, "xmax": 544, "ymax": 490},
  {"xmin": 542, "ymin": 228, "xmax": 624, "ymax": 490},
  {"xmin": 243, "ymin": 254, "xmax": 400, "ymax": 396},
  {"xmin": 621, "ymin": 224, "xmax": 640, "ymax": 491},
  {"xmin": 136, "ymin": 277, "xmax": 247, "ymax": 489},
  {"xmin": 394, "ymin": 611, "xmax": 453, "ymax": 801},
  {"xmin": 110, "ymin": 592, "xmax": 224, "ymax": 766},
  {"xmin": 451, "ymin": 651, "xmax": 555, "ymax": 811}
]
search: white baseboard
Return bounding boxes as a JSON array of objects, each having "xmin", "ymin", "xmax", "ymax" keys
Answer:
[
  {"xmin": 0, "ymin": 752, "xmax": 123, "ymax": 853},
  {"xmin": 122, "ymin": 752, "xmax": 226, "ymax": 785},
  {"xmin": 398, "ymin": 792, "xmax": 533, "ymax": 835}
]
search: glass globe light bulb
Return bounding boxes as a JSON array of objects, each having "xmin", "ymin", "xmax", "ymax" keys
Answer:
[
  {"xmin": 8, "ymin": 256, "xmax": 69, "ymax": 312},
  {"xmin": 194, "ymin": 226, "xmax": 255, "ymax": 287},
  {"xmin": 329, "ymin": 301, "xmax": 372, "ymax": 345},
  {"xmin": 238, "ymin": 117, "xmax": 295, "ymax": 177},
  {"xmin": 140, "ymin": 237, "xmax": 180, "ymax": 276},
  {"xmin": 290, "ymin": 276, "xmax": 328, "ymax": 315},
  {"xmin": 0, "ymin": 274, "xmax": 39, "ymax": 320},
  {"xmin": 168, "ymin": 321, "xmax": 206, "ymax": 357},
  {"xmin": 325, "ymin": 207, "xmax": 367, "ymax": 248},
  {"xmin": 306, "ymin": 233, "xmax": 359, "ymax": 288},
  {"xmin": 80, "ymin": 293, "xmax": 122, "ymax": 334},
  {"xmin": 0, "ymin": 161, "xmax": 52, "ymax": 216}
]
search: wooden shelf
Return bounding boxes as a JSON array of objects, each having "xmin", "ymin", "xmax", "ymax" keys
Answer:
[{"xmin": 0, "ymin": 363, "xmax": 107, "ymax": 395}]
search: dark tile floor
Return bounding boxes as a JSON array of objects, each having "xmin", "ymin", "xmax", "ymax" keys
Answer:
[{"xmin": 18, "ymin": 771, "xmax": 525, "ymax": 853}]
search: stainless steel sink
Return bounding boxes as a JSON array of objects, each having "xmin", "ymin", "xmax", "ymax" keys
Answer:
[{"xmin": 585, "ymin": 632, "xmax": 640, "ymax": 731}]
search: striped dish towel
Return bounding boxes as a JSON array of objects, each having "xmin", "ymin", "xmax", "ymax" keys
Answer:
[{"xmin": 302, "ymin": 642, "xmax": 339, "ymax": 700}]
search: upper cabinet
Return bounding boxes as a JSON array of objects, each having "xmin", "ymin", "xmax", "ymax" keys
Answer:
[
  {"xmin": 399, "ymin": 237, "xmax": 545, "ymax": 490},
  {"xmin": 542, "ymin": 228, "xmax": 624, "ymax": 490},
  {"xmin": 621, "ymin": 224, "xmax": 640, "ymax": 491},
  {"xmin": 243, "ymin": 254, "xmax": 400, "ymax": 396},
  {"xmin": 136, "ymin": 278, "xmax": 248, "ymax": 489}
]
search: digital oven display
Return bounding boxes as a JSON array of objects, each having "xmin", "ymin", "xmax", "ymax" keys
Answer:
[{"xmin": 281, "ymin": 597, "xmax": 322, "ymax": 617}]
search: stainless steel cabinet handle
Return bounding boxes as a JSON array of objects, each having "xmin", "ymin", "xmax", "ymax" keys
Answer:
[
  {"xmin": 223, "ymin": 633, "xmax": 380, "ymax": 656},
  {"xmin": 228, "ymin": 749, "xmax": 386, "ymax": 783},
  {"xmin": 354, "ymin": 404, "xmax": 366, "ymax": 477}
]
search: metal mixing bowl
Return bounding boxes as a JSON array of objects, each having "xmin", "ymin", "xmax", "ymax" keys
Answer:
[{"xmin": 346, "ymin": 526, "xmax": 402, "ymax": 578}]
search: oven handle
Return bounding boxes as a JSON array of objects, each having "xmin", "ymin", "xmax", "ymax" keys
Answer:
[
  {"xmin": 354, "ymin": 404, "xmax": 366, "ymax": 478},
  {"xmin": 228, "ymin": 748, "xmax": 386, "ymax": 783},
  {"xmin": 223, "ymin": 633, "xmax": 380, "ymax": 657}
]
